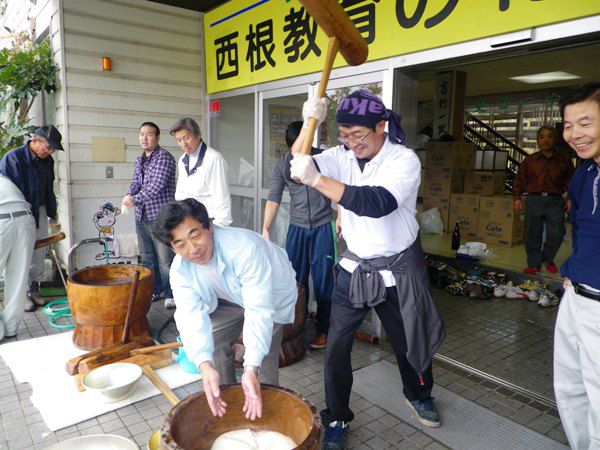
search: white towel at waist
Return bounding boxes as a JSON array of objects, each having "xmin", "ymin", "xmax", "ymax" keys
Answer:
[{"xmin": 112, "ymin": 234, "xmax": 139, "ymax": 258}]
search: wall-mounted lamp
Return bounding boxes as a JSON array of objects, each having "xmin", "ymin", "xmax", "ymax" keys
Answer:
[{"xmin": 101, "ymin": 56, "xmax": 112, "ymax": 71}]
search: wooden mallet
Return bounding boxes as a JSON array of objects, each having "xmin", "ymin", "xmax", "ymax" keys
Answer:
[{"xmin": 298, "ymin": 0, "xmax": 369, "ymax": 155}]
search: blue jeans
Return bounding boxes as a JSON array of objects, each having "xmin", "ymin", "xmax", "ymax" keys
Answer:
[
  {"xmin": 285, "ymin": 222, "xmax": 334, "ymax": 333},
  {"xmin": 135, "ymin": 219, "xmax": 174, "ymax": 298}
]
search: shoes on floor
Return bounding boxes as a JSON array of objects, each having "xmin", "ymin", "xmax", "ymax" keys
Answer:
[
  {"xmin": 164, "ymin": 298, "xmax": 176, "ymax": 309},
  {"xmin": 323, "ymin": 421, "xmax": 349, "ymax": 449},
  {"xmin": 517, "ymin": 280, "xmax": 547, "ymax": 292},
  {"xmin": 405, "ymin": 397, "xmax": 441, "ymax": 428},
  {"xmin": 493, "ymin": 284, "xmax": 508, "ymax": 297},
  {"xmin": 528, "ymin": 288, "xmax": 542, "ymax": 302},
  {"xmin": 447, "ymin": 281, "xmax": 469, "ymax": 296},
  {"xmin": 469, "ymin": 285, "xmax": 493, "ymax": 299},
  {"xmin": 544, "ymin": 262, "xmax": 558, "ymax": 274},
  {"xmin": 523, "ymin": 267, "xmax": 541, "ymax": 275},
  {"xmin": 151, "ymin": 293, "xmax": 163, "ymax": 303},
  {"xmin": 505, "ymin": 284, "xmax": 527, "ymax": 299},
  {"xmin": 310, "ymin": 332, "xmax": 327, "ymax": 349},
  {"xmin": 538, "ymin": 291, "xmax": 560, "ymax": 307}
]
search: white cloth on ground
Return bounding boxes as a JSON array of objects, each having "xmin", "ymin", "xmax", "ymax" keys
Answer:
[{"xmin": 0, "ymin": 331, "xmax": 201, "ymax": 431}]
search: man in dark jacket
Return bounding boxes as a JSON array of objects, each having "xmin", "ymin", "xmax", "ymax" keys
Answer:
[
  {"xmin": 262, "ymin": 121, "xmax": 335, "ymax": 349},
  {"xmin": 0, "ymin": 125, "xmax": 63, "ymax": 312}
]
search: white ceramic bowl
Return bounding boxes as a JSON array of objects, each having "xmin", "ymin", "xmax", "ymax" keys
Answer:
[
  {"xmin": 45, "ymin": 434, "xmax": 138, "ymax": 449},
  {"xmin": 82, "ymin": 362, "xmax": 142, "ymax": 403}
]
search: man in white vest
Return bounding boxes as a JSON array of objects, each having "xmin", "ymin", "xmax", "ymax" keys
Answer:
[{"xmin": 170, "ymin": 117, "xmax": 232, "ymax": 227}]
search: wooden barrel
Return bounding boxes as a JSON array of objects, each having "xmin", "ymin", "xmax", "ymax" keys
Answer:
[
  {"xmin": 67, "ymin": 265, "xmax": 153, "ymax": 350},
  {"xmin": 279, "ymin": 283, "xmax": 306, "ymax": 367},
  {"xmin": 159, "ymin": 384, "xmax": 322, "ymax": 450},
  {"xmin": 234, "ymin": 283, "xmax": 306, "ymax": 368}
]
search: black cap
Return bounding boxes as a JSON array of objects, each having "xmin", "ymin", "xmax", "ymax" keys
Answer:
[{"xmin": 34, "ymin": 125, "xmax": 64, "ymax": 151}]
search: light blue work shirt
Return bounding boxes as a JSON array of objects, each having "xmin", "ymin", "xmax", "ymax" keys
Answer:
[{"xmin": 170, "ymin": 225, "xmax": 297, "ymax": 369}]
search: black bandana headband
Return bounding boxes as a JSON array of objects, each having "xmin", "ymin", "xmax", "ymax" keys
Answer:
[{"xmin": 335, "ymin": 90, "xmax": 405, "ymax": 144}]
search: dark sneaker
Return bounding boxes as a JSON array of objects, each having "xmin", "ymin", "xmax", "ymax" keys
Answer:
[
  {"xmin": 323, "ymin": 421, "xmax": 349, "ymax": 449},
  {"xmin": 151, "ymin": 293, "xmax": 162, "ymax": 303},
  {"xmin": 405, "ymin": 397, "xmax": 440, "ymax": 427}
]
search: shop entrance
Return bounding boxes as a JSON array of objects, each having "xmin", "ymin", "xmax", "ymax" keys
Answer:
[{"xmin": 412, "ymin": 41, "xmax": 600, "ymax": 404}]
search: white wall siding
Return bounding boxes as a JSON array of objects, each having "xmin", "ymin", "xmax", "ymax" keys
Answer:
[{"xmin": 61, "ymin": 0, "xmax": 204, "ymax": 268}]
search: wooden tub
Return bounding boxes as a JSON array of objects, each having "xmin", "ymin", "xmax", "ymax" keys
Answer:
[
  {"xmin": 159, "ymin": 384, "xmax": 322, "ymax": 449},
  {"xmin": 67, "ymin": 265, "xmax": 153, "ymax": 350}
]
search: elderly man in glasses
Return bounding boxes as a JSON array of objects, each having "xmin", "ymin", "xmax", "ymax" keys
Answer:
[
  {"xmin": 0, "ymin": 125, "xmax": 64, "ymax": 313},
  {"xmin": 290, "ymin": 90, "xmax": 445, "ymax": 449}
]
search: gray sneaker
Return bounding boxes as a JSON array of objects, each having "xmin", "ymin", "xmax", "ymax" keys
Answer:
[
  {"xmin": 406, "ymin": 397, "xmax": 441, "ymax": 427},
  {"xmin": 164, "ymin": 298, "xmax": 176, "ymax": 310}
]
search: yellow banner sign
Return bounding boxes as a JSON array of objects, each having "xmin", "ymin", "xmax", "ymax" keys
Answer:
[{"xmin": 204, "ymin": 0, "xmax": 600, "ymax": 94}]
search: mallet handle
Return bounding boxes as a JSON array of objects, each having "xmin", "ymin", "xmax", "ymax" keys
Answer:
[{"xmin": 299, "ymin": 36, "xmax": 339, "ymax": 156}]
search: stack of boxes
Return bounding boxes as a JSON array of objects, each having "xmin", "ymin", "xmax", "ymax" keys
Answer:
[
  {"xmin": 420, "ymin": 142, "xmax": 524, "ymax": 246},
  {"xmin": 421, "ymin": 142, "xmax": 474, "ymax": 232}
]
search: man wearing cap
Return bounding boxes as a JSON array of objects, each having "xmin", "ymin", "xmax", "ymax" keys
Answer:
[
  {"xmin": 0, "ymin": 125, "xmax": 63, "ymax": 312},
  {"xmin": 290, "ymin": 90, "xmax": 446, "ymax": 448}
]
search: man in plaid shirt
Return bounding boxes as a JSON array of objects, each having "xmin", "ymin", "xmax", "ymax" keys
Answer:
[{"xmin": 123, "ymin": 122, "xmax": 177, "ymax": 309}]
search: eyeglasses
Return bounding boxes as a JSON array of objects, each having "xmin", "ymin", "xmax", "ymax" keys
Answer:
[{"xmin": 337, "ymin": 129, "xmax": 371, "ymax": 145}]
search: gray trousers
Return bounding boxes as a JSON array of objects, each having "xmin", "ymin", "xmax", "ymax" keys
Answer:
[
  {"xmin": 524, "ymin": 195, "xmax": 566, "ymax": 268},
  {"xmin": 210, "ymin": 300, "xmax": 284, "ymax": 385},
  {"xmin": 28, "ymin": 205, "xmax": 48, "ymax": 286},
  {"xmin": 0, "ymin": 212, "xmax": 36, "ymax": 335}
]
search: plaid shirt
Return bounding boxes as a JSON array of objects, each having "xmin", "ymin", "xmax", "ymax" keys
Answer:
[{"xmin": 128, "ymin": 146, "xmax": 176, "ymax": 221}]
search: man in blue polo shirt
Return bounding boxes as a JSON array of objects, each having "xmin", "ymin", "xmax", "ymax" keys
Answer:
[
  {"xmin": 0, "ymin": 125, "xmax": 63, "ymax": 312},
  {"xmin": 554, "ymin": 82, "xmax": 600, "ymax": 450}
]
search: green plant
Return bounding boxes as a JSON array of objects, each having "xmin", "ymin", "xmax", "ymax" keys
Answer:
[{"xmin": 0, "ymin": 32, "xmax": 58, "ymax": 159}]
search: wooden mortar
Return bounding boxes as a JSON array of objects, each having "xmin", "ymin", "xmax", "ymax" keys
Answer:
[{"xmin": 159, "ymin": 384, "xmax": 322, "ymax": 449}]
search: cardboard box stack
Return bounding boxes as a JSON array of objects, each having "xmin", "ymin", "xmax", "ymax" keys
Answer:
[
  {"xmin": 464, "ymin": 171, "xmax": 506, "ymax": 196},
  {"xmin": 421, "ymin": 142, "xmax": 476, "ymax": 232},
  {"xmin": 449, "ymin": 194, "xmax": 479, "ymax": 239},
  {"xmin": 477, "ymin": 195, "xmax": 525, "ymax": 246}
]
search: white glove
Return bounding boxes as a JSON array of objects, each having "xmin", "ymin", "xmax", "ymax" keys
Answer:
[
  {"xmin": 302, "ymin": 97, "xmax": 327, "ymax": 129},
  {"xmin": 290, "ymin": 153, "xmax": 321, "ymax": 187}
]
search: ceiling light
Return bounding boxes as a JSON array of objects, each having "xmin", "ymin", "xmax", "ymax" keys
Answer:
[{"xmin": 510, "ymin": 71, "xmax": 581, "ymax": 84}]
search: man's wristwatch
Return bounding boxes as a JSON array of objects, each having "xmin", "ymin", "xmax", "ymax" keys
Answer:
[{"xmin": 243, "ymin": 365, "xmax": 259, "ymax": 374}]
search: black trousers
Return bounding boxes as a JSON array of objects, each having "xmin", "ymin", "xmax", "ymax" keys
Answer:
[
  {"xmin": 322, "ymin": 267, "xmax": 434, "ymax": 424},
  {"xmin": 524, "ymin": 195, "xmax": 566, "ymax": 268}
]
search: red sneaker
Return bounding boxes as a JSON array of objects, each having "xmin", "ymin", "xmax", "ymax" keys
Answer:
[
  {"xmin": 310, "ymin": 332, "xmax": 327, "ymax": 349},
  {"xmin": 523, "ymin": 267, "xmax": 541, "ymax": 275},
  {"xmin": 545, "ymin": 263, "xmax": 558, "ymax": 274}
]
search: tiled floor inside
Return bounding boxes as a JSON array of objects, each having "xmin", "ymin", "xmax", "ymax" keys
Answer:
[
  {"xmin": 0, "ymin": 290, "xmax": 567, "ymax": 449},
  {"xmin": 432, "ymin": 287, "xmax": 557, "ymax": 401}
]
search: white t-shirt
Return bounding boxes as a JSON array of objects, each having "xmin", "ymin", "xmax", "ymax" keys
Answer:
[
  {"xmin": 314, "ymin": 137, "xmax": 421, "ymax": 286},
  {"xmin": 202, "ymin": 253, "xmax": 234, "ymax": 302}
]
